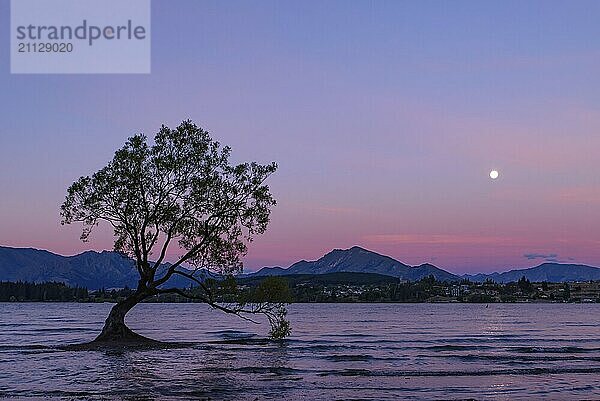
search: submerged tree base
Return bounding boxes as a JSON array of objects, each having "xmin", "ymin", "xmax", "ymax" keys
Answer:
[
  {"xmin": 93, "ymin": 322, "xmax": 155, "ymax": 344},
  {"xmin": 63, "ymin": 341, "xmax": 190, "ymax": 351},
  {"xmin": 62, "ymin": 331, "xmax": 189, "ymax": 351},
  {"xmin": 62, "ymin": 321, "xmax": 183, "ymax": 351}
]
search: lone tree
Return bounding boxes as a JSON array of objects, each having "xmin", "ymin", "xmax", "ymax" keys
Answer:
[{"xmin": 61, "ymin": 120, "xmax": 289, "ymax": 343}]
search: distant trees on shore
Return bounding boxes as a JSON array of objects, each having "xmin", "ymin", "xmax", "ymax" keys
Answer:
[
  {"xmin": 2, "ymin": 275, "xmax": 598, "ymax": 303},
  {"xmin": 0, "ymin": 281, "xmax": 88, "ymax": 302}
]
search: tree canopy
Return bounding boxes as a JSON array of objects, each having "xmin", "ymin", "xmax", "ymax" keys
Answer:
[{"xmin": 61, "ymin": 120, "xmax": 289, "ymax": 341}]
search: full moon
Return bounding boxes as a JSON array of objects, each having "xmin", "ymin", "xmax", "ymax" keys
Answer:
[{"xmin": 490, "ymin": 170, "xmax": 499, "ymax": 179}]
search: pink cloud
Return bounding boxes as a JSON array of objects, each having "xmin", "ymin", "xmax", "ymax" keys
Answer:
[
  {"xmin": 556, "ymin": 187, "xmax": 600, "ymax": 204},
  {"xmin": 363, "ymin": 233, "xmax": 513, "ymax": 245}
]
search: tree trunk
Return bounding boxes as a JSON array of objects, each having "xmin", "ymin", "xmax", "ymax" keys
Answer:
[{"xmin": 93, "ymin": 290, "xmax": 155, "ymax": 343}]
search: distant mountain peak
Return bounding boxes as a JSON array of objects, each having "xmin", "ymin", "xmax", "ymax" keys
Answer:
[
  {"xmin": 329, "ymin": 246, "xmax": 370, "ymax": 253},
  {"xmin": 254, "ymin": 246, "xmax": 458, "ymax": 282},
  {"xmin": 348, "ymin": 245, "xmax": 369, "ymax": 251}
]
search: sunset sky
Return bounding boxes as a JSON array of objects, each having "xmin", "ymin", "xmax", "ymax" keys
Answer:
[{"xmin": 1, "ymin": 0, "xmax": 600, "ymax": 274}]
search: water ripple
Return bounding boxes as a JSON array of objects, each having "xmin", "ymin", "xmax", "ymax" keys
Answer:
[{"xmin": 0, "ymin": 302, "xmax": 599, "ymax": 400}]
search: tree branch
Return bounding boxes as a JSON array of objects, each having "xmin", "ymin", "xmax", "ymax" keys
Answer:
[{"xmin": 157, "ymin": 288, "xmax": 261, "ymax": 324}]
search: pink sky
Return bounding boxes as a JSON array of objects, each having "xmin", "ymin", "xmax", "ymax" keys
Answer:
[{"xmin": 1, "ymin": 1, "xmax": 600, "ymax": 274}]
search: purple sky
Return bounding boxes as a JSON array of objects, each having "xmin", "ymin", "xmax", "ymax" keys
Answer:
[{"xmin": 1, "ymin": 0, "xmax": 600, "ymax": 274}]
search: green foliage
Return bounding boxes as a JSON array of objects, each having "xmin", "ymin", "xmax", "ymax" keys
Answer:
[
  {"xmin": 464, "ymin": 293, "xmax": 494, "ymax": 303},
  {"xmin": 236, "ymin": 277, "xmax": 292, "ymax": 339},
  {"xmin": 563, "ymin": 283, "xmax": 571, "ymax": 299},
  {"xmin": 214, "ymin": 275, "xmax": 239, "ymax": 297},
  {"xmin": 518, "ymin": 276, "xmax": 533, "ymax": 293},
  {"xmin": 249, "ymin": 277, "xmax": 293, "ymax": 304},
  {"xmin": 268, "ymin": 306, "xmax": 291, "ymax": 340}
]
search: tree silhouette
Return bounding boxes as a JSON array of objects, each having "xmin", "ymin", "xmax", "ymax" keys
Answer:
[{"xmin": 61, "ymin": 120, "xmax": 288, "ymax": 343}]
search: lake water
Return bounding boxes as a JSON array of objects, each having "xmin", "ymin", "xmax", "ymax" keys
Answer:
[{"xmin": 1, "ymin": 303, "xmax": 600, "ymax": 400}]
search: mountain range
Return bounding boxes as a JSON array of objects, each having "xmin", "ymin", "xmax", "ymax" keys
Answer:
[
  {"xmin": 252, "ymin": 246, "xmax": 600, "ymax": 284},
  {"xmin": 253, "ymin": 246, "xmax": 458, "ymax": 281},
  {"xmin": 0, "ymin": 246, "xmax": 210, "ymax": 290},
  {"xmin": 1, "ymin": 245, "xmax": 600, "ymax": 289},
  {"xmin": 463, "ymin": 263, "xmax": 600, "ymax": 283}
]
